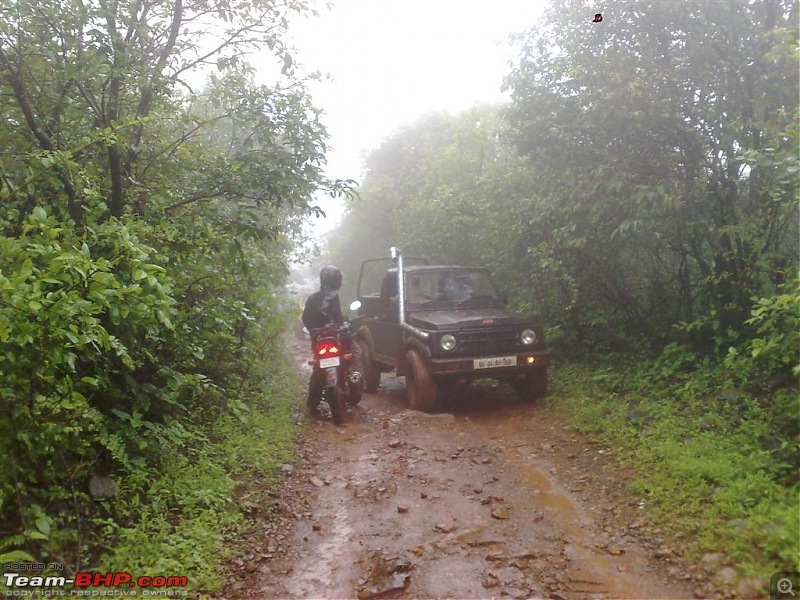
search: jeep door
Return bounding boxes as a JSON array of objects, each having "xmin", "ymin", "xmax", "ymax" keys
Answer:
[{"xmin": 370, "ymin": 273, "xmax": 402, "ymax": 366}]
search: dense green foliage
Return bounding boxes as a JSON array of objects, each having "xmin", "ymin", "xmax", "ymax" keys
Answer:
[
  {"xmin": 0, "ymin": 0, "xmax": 347, "ymax": 587},
  {"xmin": 503, "ymin": 0, "xmax": 798, "ymax": 351},
  {"xmin": 329, "ymin": 0, "xmax": 799, "ymax": 580}
]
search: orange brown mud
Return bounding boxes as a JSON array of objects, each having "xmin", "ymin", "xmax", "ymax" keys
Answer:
[{"xmin": 216, "ymin": 340, "xmax": 725, "ymax": 600}]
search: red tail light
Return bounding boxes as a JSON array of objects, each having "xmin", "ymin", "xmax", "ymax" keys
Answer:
[{"xmin": 316, "ymin": 341, "xmax": 341, "ymax": 357}]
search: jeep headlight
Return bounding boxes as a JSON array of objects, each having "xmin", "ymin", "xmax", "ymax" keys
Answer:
[
  {"xmin": 440, "ymin": 334, "xmax": 457, "ymax": 351},
  {"xmin": 521, "ymin": 329, "xmax": 537, "ymax": 346}
]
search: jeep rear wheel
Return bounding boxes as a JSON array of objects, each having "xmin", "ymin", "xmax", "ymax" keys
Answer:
[
  {"xmin": 358, "ymin": 340, "xmax": 381, "ymax": 392},
  {"xmin": 405, "ymin": 350, "xmax": 438, "ymax": 412},
  {"xmin": 514, "ymin": 370, "xmax": 548, "ymax": 402}
]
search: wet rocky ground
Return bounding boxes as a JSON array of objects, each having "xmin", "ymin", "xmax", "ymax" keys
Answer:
[{"xmin": 215, "ymin": 340, "xmax": 727, "ymax": 600}]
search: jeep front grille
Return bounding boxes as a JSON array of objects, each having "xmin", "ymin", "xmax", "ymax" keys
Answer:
[{"xmin": 453, "ymin": 327, "xmax": 521, "ymax": 356}]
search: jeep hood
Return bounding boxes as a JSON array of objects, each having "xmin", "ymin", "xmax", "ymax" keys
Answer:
[{"xmin": 407, "ymin": 308, "xmax": 530, "ymax": 330}]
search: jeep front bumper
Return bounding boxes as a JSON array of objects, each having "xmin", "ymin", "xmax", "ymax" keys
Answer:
[{"xmin": 425, "ymin": 350, "xmax": 551, "ymax": 376}]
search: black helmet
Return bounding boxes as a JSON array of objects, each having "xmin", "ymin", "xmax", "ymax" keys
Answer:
[{"xmin": 320, "ymin": 265, "xmax": 342, "ymax": 291}]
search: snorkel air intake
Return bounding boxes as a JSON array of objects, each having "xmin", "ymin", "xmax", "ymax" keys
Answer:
[{"xmin": 390, "ymin": 246, "xmax": 430, "ymax": 340}]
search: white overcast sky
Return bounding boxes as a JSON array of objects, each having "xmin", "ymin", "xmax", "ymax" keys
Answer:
[{"xmin": 283, "ymin": 0, "xmax": 549, "ymax": 231}]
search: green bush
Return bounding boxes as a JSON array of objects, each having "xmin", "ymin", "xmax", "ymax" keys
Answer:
[
  {"xmin": 0, "ymin": 210, "xmax": 179, "ymax": 553},
  {"xmin": 726, "ymin": 279, "xmax": 800, "ymax": 381},
  {"xmin": 0, "ymin": 204, "xmax": 304, "ymax": 576}
]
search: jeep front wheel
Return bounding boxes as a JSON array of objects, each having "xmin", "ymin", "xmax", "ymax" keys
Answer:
[
  {"xmin": 358, "ymin": 339, "xmax": 381, "ymax": 392},
  {"xmin": 404, "ymin": 350, "xmax": 438, "ymax": 412}
]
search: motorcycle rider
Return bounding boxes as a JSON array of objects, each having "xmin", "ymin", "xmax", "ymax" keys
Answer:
[
  {"xmin": 303, "ymin": 264, "xmax": 362, "ymax": 355},
  {"xmin": 302, "ymin": 265, "xmax": 345, "ymax": 332},
  {"xmin": 302, "ymin": 265, "xmax": 362, "ymax": 416}
]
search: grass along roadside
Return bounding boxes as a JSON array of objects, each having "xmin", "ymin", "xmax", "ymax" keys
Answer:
[{"xmin": 546, "ymin": 352, "xmax": 799, "ymax": 594}]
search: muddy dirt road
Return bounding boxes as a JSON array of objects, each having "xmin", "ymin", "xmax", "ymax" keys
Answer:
[{"xmin": 220, "ymin": 341, "xmax": 712, "ymax": 600}]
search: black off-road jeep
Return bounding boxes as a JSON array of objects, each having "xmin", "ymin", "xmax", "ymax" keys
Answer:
[{"xmin": 351, "ymin": 247, "xmax": 550, "ymax": 412}]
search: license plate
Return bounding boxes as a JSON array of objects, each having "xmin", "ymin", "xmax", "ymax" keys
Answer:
[
  {"xmin": 473, "ymin": 355, "xmax": 517, "ymax": 369},
  {"xmin": 319, "ymin": 357, "xmax": 340, "ymax": 368}
]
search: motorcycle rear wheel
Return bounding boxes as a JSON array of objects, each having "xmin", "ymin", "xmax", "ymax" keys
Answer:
[
  {"xmin": 307, "ymin": 372, "xmax": 323, "ymax": 414},
  {"xmin": 327, "ymin": 385, "xmax": 348, "ymax": 425}
]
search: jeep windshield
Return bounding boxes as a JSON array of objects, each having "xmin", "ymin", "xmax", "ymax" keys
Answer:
[{"xmin": 405, "ymin": 270, "xmax": 505, "ymax": 310}]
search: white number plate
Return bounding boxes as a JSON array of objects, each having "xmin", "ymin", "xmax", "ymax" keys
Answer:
[
  {"xmin": 319, "ymin": 357, "xmax": 340, "ymax": 368},
  {"xmin": 473, "ymin": 356, "xmax": 517, "ymax": 370}
]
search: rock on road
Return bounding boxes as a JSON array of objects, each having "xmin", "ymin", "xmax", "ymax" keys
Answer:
[{"xmin": 219, "ymin": 341, "xmax": 708, "ymax": 600}]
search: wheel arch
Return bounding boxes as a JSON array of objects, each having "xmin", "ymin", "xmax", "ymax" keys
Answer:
[{"xmin": 396, "ymin": 337, "xmax": 430, "ymax": 377}]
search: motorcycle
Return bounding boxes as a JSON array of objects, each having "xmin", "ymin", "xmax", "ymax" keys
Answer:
[{"xmin": 307, "ymin": 310, "xmax": 363, "ymax": 424}]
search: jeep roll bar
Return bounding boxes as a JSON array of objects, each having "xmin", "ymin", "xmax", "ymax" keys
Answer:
[{"xmin": 390, "ymin": 246, "xmax": 430, "ymax": 340}]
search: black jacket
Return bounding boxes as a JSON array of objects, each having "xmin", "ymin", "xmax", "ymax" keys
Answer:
[{"xmin": 302, "ymin": 288, "xmax": 343, "ymax": 331}]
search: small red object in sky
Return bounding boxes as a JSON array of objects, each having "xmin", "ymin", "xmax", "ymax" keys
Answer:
[{"xmin": 593, "ymin": 13, "xmax": 603, "ymax": 23}]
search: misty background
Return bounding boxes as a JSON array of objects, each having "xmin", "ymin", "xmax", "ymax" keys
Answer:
[{"xmin": 285, "ymin": 0, "xmax": 548, "ymax": 290}]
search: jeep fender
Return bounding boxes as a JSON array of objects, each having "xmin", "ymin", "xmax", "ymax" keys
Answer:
[{"xmin": 396, "ymin": 336, "xmax": 430, "ymax": 377}]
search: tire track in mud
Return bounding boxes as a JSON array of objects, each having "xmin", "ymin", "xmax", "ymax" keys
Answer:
[{"xmin": 220, "ymin": 341, "xmax": 704, "ymax": 599}]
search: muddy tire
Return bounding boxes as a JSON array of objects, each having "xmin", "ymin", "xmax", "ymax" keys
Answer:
[
  {"xmin": 328, "ymin": 385, "xmax": 348, "ymax": 425},
  {"xmin": 358, "ymin": 339, "xmax": 381, "ymax": 392},
  {"xmin": 514, "ymin": 370, "xmax": 547, "ymax": 402},
  {"xmin": 307, "ymin": 372, "xmax": 323, "ymax": 414},
  {"xmin": 405, "ymin": 350, "xmax": 438, "ymax": 412}
]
